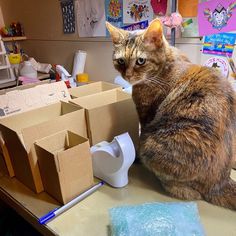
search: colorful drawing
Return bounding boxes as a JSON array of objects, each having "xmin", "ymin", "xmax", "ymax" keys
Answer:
[
  {"xmin": 203, "ymin": 33, "xmax": 236, "ymax": 57},
  {"xmin": 123, "ymin": 0, "xmax": 153, "ymax": 24},
  {"xmin": 105, "ymin": 0, "xmax": 123, "ymax": 37},
  {"xmin": 198, "ymin": 0, "xmax": 236, "ymax": 36},
  {"xmin": 105, "ymin": 0, "xmax": 123, "ymax": 34},
  {"xmin": 182, "ymin": 18, "xmax": 199, "ymax": 37},
  {"xmin": 122, "ymin": 20, "xmax": 148, "ymax": 31},
  {"xmin": 75, "ymin": 0, "xmax": 106, "ymax": 37},
  {"xmin": 151, "ymin": 0, "xmax": 167, "ymax": 16},
  {"xmin": 204, "ymin": 57, "xmax": 229, "ymax": 78}
]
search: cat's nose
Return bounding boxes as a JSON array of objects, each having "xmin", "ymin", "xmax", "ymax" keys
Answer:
[
  {"xmin": 125, "ymin": 75, "xmax": 132, "ymax": 81},
  {"xmin": 125, "ymin": 71, "xmax": 133, "ymax": 81}
]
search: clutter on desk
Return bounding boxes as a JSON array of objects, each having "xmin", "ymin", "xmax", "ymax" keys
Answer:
[
  {"xmin": 109, "ymin": 202, "xmax": 205, "ymax": 236},
  {"xmin": 0, "ymin": 80, "xmax": 139, "ymax": 207}
]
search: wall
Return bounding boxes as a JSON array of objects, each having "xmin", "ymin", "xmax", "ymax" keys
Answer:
[{"xmin": 0, "ymin": 0, "xmax": 203, "ymax": 82}]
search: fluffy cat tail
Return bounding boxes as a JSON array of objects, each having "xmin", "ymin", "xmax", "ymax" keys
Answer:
[{"xmin": 206, "ymin": 179, "xmax": 236, "ymax": 210}]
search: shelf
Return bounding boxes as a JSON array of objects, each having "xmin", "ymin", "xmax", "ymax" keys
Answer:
[
  {"xmin": 0, "ymin": 78, "xmax": 16, "ymax": 89},
  {"xmin": 2, "ymin": 36, "xmax": 27, "ymax": 42},
  {"xmin": 0, "ymin": 65, "xmax": 10, "ymax": 70}
]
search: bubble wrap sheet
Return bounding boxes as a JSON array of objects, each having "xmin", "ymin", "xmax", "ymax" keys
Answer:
[{"xmin": 109, "ymin": 202, "xmax": 205, "ymax": 236}]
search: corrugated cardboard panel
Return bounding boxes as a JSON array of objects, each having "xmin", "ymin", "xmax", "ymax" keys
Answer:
[
  {"xmin": 69, "ymin": 81, "xmax": 121, "ymax": 98},
  {"xmin": 88, "ymin": 99, "xmax": 139, "ymax": 146},
  {"xmin": 35, "ymin": 144, "xmax": 63, "ymax": 202},
  {"xmin": 0, "ymin": 136, "xmax": 14, "ymax": 177},
  {"xmin": 71, "ymin": 90, "xmax": 139, "ymax": 147},
  {"xmin": 1, "ymin": 125, "xmax": 37, "ymax": 191},
  {"xmin": 58, "ymin": 141, "xmax": 93, "ymax": 203},
  {"xmin": 71, "ymin": 89, "xmax": 130, "ymax": 110}
]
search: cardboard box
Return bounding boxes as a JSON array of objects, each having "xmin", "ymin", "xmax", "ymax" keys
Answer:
[
  {"xmin": 35, "ymin": 130, "xmax": 94, "ymax": 204},
  {"xmin": 70, "ymin": 90, "xmax": 139, "ymax": 147},
  {"xmin": 0, "ymin": 101, "xmax": 87, "ymax": 193},
  {"xmin": 69, "ymin": 81, "xmax": 121, "ymax": 98},
  {"xmin": 0, "ymin": 135, "xmax": 14, "ymax": 177},
  {"xmin": 0, "ymin": 81, "xmax": 71, "ymax": 117}
]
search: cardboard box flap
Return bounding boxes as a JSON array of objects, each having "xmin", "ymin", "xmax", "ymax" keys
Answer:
[
  {"xmin": 0, "ymin": 103, "xmax": 63, "ymax": 133},
  {"xmin": 21, "ymin": 108, "xmax": 87, "ymax": 152},
  {"xmin": 35, "ymin": 144, "xmax": 63, "ymax": 200},
  {"xmin": 69, "ymin": 81, "xmax": 121, "ymax": 98},
  {"xmin": 35, "ymin": 130, "xmax": 88, "ymax": 155},
  {"xmin": 71, "ymin": 90, "xmax": 131, "ymax": 110},
  {"xmin": 88, "ymin": 99, "xmax": 139, "ymax": 145},
  {"xmin": 1, "ymin": 125, "xmax": 36, "ymax": 189},
  {"xmin": 0, "ymin": 102, "xmax": 82, "ymax": 134},
  {"xmin": 61, "ymin": 101, "xmax": 82, "ymax": 115}
]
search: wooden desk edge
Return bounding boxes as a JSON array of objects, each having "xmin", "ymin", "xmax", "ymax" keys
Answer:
[{"xmin": 0, "ymin": 186, "xmax": 57, "ymax": 236}]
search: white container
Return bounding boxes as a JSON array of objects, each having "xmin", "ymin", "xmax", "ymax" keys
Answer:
[
  {"xmin": 19, "ymin": 61, "xmax": 37, "ymax": 78},
  {"xmin": 72, "ymin": 50, "xmax": 87, "ymax": 78}
]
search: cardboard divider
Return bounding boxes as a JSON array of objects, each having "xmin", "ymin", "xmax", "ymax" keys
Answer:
[
  {"xmin": 70, "ymin": 90, "xmax": 139, "ymax": 148},
  {"xmin": 35, "ymin": 130, "xmax": 94, "ymax": 204},
  {"xmin": 0, "ymin": 135, "xmax": 14, "ymax": 177},
  {"xmin": 0, "ymin": 101, "xmax": 87, "ymax": 193},
  {"xmin": 68, "ymin": 81, "xmax": 121, "ymax": 98}
]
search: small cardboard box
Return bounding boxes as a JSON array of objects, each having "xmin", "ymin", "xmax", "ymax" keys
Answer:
[
  {"xmin": 0, "ymin": 101, "xmax": 87, "ymax": 193},
  {"xmin": 35, "ymin": 130, "xmax": 94, "ymax": 204},
  {"xmin": 69, "ymin": 81, "xmax": 121, "ymax": 98},
  {"xmin": 70, "ymin": 90, "xmax": 139, "ymax": 147}
]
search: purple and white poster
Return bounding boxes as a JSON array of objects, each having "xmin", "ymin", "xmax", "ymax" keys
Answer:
[{"xmin": 198, "ymin": 0, "xmax": 236, "ymax": 36}]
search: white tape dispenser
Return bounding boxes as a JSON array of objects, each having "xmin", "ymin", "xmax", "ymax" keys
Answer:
[{"xmin": 90, "ymin": 132, "xmax": 135, "ymax": 188}]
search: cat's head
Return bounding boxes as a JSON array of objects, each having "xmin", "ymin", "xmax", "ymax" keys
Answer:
[{"xmin": 106, "ymin": 18, "xmax": 168, "ymax": 84}]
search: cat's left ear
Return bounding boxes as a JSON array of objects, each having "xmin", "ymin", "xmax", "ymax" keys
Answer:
[
  {"xmin": 142, "ymin": 18, "xmax": 163, "ymax": 48},
  {"xmin": 106, "ymin": 21, "xmax": 128, "ymax": 44}
]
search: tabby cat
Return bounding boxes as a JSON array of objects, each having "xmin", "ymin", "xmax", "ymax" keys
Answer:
[{"xmin": 106, "ymin": 18, "xmax": 236, "ymax": 210}]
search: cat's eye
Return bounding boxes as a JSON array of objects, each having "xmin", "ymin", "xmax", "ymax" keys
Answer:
[
  {"xmin": 136, "ymin": 58, "xmax": 146, "ymax": 66},
  {"xmin": 117, "ymin": 58, "xmax": 125, "ymax": 65}
]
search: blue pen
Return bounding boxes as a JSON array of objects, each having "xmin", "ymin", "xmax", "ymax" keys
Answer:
[{"xmin": 39, "ymin": 181, "xmax": 105, "ymax": 224}]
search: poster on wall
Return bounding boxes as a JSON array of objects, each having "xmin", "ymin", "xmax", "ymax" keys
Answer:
[
  {"xmin": 204, "ymin": 57, "xmax": 229, "ymax": 78},
  {"xmin": 75, "ymin": 0, "xmax": 106, "ymax": 37},
  {"xmin": 60, "ymin": 0, "xmax": 75, "ymax": 34},
  {"xmin": 150, "ymin": 0, "xmax": 167, "ymax": 16},
  {"xmin": 123, "ymin": 0, "xmax": 154, "ymax": 24},
  {"xmin": 203, "ymin": 33, "xmax": 236, "ymax": 57},
  {"xmin": 122, "ymin": 20, "xmax": 148, "ymax": 31},
  {"xmin": 198, "ymin": 0, "xmax": 236, "ymax": 36},
  {"xmin": 105, "ymin": 0, "xmax": 123, "ymax": 36},
  {"xmin": 182, "ymin": 18, "xmax": 199, "ymax": 37},
  {"xmin": 178, "ymin": 0, "xmax": 198, "ymax": 17}
]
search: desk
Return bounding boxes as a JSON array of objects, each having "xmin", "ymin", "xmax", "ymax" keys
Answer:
[{"xmin": 0, "ymin": 163, "xmax": 235, "ymax": 236}]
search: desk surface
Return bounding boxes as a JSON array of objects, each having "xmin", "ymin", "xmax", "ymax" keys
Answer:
[{"xmin": 0, "ymin": 163, "xmax": 235, "ymax": 236}]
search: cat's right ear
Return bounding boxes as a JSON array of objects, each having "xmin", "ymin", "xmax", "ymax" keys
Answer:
[
  {"xmin": 142, "ymin": 18, "xmax": 163, "ymax": 49},
  {"xmin": 106, "ymin": 21, "xmax": 127, "ymax": 44}
]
